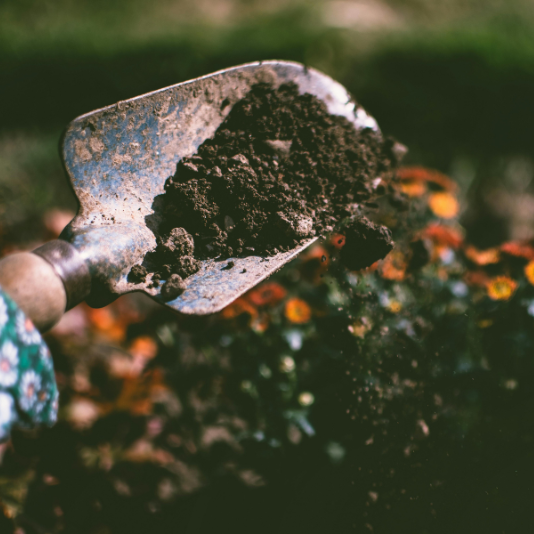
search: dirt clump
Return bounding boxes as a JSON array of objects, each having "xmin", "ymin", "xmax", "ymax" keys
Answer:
[
  {"xmin": 339, "ymin": 217, "xmax": 394, "ymax": 271},
  {"xmin": 131, "ymin": 82, "xmax": 401, "ymax": 286},
  {"xmin": 128, "ymin": 264, "xmax": 148, "ymax": 283},
  {"xmin": 160, "ymin": 274, "xmax": 187, "ymax": 301}
]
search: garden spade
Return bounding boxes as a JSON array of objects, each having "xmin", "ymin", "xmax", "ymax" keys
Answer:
[{"xmin": 0, "ymin": 61, "xmax": 379, "ymax": 331}]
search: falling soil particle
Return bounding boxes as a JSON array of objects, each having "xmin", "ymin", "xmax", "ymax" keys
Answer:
[
  {"xmin": 339, "ymin": 217, "xmax": 394, "ymax": 271},
  {"xmin": 132, "ymin": 82, "xmax": 401, "ymax": 283}
]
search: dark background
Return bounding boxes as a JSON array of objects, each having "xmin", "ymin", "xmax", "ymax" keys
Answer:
[{"xmin": 2, "ymin": 0, "xmax": 534, "ymax": 247}]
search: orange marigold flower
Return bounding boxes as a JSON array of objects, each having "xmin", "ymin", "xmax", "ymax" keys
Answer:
[
  {"xmin": 397, "ymin": 166, "xmax": 457, "ymax": 192},
  {"xmin": 221, "ymin": 298, "xmax": 258, "ymax": 321},
  {"xmin": 421, "ymin": 223, "xmax": 463, "ymax": 248},
  {"xmin": 428, "ymin": 192, "xmax": 459, "ymax": 219},
  {"xmin": 330, "ymin": 233, "xmax": 346, "ymax": 249},
  {"xmin": 524, "ymin": 261, "xmax": 534, "ymax": 285},
  {"xmin": 380, "ymin": 249, "xmax": 407, "ymax": 281},
  {"xmin": 464, "ymin": 245, "xmax": 501, "ymax": 266},
  {"xmin": 285, "ymin": 298, "xmax": 312, "ymax": 324},
  {"xmin": 400, "ymin": 181, "xmax": 426, "ymax": 197},
  {"xmin": 487, "ymin": 276, "xmax": 517, "ymax": 301},
  {"xmin": 501, "ymin": 241, "xmax": 534, "ymax": 260},
  {"xmin": 247, "ymin": 282, "xmax": 287, "ymax": 306}
]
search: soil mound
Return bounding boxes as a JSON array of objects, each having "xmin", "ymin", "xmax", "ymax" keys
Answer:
[{"xmin": 130, "ymin": 82, "xmax": 400, "ymax": 293}]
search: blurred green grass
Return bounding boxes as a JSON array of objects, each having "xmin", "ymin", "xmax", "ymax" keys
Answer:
[{"xmin": 2, "ymin": 0, "xmax": 534, "ymax": 240}]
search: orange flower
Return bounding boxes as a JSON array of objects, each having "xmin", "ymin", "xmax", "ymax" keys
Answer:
[
  {"xmin": 464, "ymin": 246, "xmax": 500, "ymax": 266},
  {"xmin": 487, "ymin": 276, "xmax": 517, "ymax": 300},
  {"xmin": 400, "ymin": 181, "xmax": 426, "ymax": 197},
  {"xmin": 87, "ymin": 307, "xmax": 126, "ymax": 342},
  {"xmin": 247, "ymin": 282, "xmax": 287, "ymax": 306},
  {"xmin": 428, "ymin": 192, "xmax": 459, "ymax": 219},
  {"xmin": 525, "ymin": 261, "xmax": 534, "ymax": 285},
  {"xmin": 285, "ymin": 298, "xmax": 312, "ymax": 324},
  {"xmin": 129, "ymin": 336, "xmax": 158, "ymax": 360},
  {"xmin": 87, "ymin": 306, "xmax": 115, "ymax": 330},
  {"xmin": 221, "ymin": 298, "xmax": 258, "ymax": 321},
  {"xmin": 300, "ymin": 245, "xmax": 329, "ymax": 282},
  {"xmin": 501, "ymin": 241, "xmax": 534, "ymax": 260},
  {"xmin": 397, "ymin": 166, "xmax": 457, "ymax": 192},
  {"xmin": 421, "ymin": 223, "xmax": 463, "ymax": 249},
  {"xmin": 380, "ymin": 249, "xmax": 407, "ymax": 281},
  {"xmin": 330, "ymin": 233, "xmax": 346, "ymax": 249}
]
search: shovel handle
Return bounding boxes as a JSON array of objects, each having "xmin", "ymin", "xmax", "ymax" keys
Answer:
[{"xmin": 0, "ymin": 240, "xmax": 91, "ymax": 332}]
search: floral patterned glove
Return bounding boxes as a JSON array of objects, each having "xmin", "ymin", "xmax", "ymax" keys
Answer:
[{"xmin": 0, "ymin": 287, "xmax": 58, "ymax": 442}]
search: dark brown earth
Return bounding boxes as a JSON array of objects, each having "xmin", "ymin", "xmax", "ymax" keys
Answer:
[
  {"xmin": 129, "ymin": 82, "xmax": 401, "ymax": 294},
  {"xmin": 339, "ymin": 217, "xmax": 394, "ymax": 271}
]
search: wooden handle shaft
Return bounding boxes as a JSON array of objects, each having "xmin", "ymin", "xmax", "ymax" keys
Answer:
[{"xmin": 0, "ymin": 252, "xmax": 67, "ymax": 332}]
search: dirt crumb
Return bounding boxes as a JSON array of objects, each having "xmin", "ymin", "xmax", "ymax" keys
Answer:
[
  {"xmin": 161, "ymin": 274, "xmax": 187, "ymax": 301},
  {"xmin": 128, "ymin": 264, "xmax": 148, "ymax": 283}
]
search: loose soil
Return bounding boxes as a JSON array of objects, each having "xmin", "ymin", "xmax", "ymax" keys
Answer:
[
  {"xmin": 339, "ymin": 217, "xmax": 394, "ymax": 271},
  {"xmin": 130, "ymin": 82, "xmax": 401, "ymax": 296}
]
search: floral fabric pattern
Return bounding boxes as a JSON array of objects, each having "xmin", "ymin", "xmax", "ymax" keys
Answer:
[{"xmin": 0, "ymin": 287, "xmax": 58, "ymax": 441}]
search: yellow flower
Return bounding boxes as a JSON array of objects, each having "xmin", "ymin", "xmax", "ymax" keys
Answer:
[
  {"xmin": 285, "ymin": 298, "xmax": 312, "ymax": 324},
  {"xmin": 487, "ymin": 276, "xmax": 517, "ymax": 300},
  {"xmin": 428, "ymin": 192, "xmax": 459, "ymax": 219},
  {"xmin": 348, "ymin": 317, "xmax": 372, "ymax": 338},
  {"xmin": 387, "ymin": 300, "xmax": 402, "ymax": 313},
  {"xmin": 525, "ymin": 261, "xmax": 534, "ymax": 285}
]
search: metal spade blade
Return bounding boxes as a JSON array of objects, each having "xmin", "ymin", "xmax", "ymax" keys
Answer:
[{"xmin": 59, "ymin": 60, "xmax": 379, "ymax": 314}]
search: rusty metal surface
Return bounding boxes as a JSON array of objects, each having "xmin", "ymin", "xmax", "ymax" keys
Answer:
[
  {"xmin": 59, "ymin": 60, "xmax": 380, "ymax": 313},
  {"xmin": 33, "ymin": 240, "xmax": 91, "ymax": 310}
]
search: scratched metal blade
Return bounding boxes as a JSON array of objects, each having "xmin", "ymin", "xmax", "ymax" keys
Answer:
[{"xmin": 60, "ymin": 60, "xmax": 380, "ymax": 314}]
